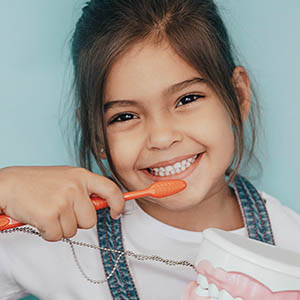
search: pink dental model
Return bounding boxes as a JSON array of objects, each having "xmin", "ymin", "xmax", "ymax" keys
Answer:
[{"xmin": 183, "ymin": 228, "xmax": 300, "ymax": 300}]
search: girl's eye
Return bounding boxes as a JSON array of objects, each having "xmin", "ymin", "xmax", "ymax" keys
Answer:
[
  {"xmin": 110, "ymin": 113, "xmax": 138, "ymax": 124},
  {"xmin": 176, "ymin": 94, "xmax": 204, "ymax": 107}
]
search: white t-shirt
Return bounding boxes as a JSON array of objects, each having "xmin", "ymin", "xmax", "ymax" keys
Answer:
[{"xmin": 0, "ymin": 192, "xmax": 300, "ymax": 300}]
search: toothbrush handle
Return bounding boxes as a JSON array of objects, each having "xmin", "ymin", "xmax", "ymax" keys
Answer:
[
  {"xmin": 91, "ymin": 189, "xmax": 147, "ymax": 209},
  {"xmin": 0, "ymin": 215, "xmax": 24, "ymax": 230}
]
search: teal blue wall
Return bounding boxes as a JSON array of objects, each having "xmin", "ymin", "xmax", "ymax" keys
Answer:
[
  {"xmin": 216, "ymin": 0, "xmax": 300, "ymax": 213},
  {"xmin": 0, "ymin": 1, "xmax": 299, "ymax": 299}
]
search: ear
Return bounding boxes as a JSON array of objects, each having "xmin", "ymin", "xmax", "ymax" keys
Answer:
[
  {"xmin": 76, "ymin": 108, "xmax": 107, "ymax": 160},
  {"xmin": 232, "ymin": 66, "xmax": 251, "ymax": 122},
  {"xmin": 99, "ymin": 147, "xmax": 107, "ymax": 160}
]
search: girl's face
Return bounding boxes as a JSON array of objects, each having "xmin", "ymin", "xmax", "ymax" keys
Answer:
[{"xmin": 103, "ymin": 40, "xmax": 235, "ymax": 215}]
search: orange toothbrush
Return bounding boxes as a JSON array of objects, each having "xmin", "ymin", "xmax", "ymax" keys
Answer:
[{"xmin": 0, "ymin": 180, "xmax": 186, "ymax": 231}]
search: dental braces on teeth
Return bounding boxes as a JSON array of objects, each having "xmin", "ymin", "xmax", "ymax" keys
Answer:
[{"xmin": 149, "ymin": 154, "xmax": 198, "ymax": 177}]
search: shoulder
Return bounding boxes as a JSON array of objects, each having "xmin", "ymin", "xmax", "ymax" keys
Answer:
[
  {"xmin": 260, "ymin": 191, "xmax": 300, "ymax": 225},
  {"xmin": 260, "ymin": 191, "xmax": 300, "ymax": 253}
]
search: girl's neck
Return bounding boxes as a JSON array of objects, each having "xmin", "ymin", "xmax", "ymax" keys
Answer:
[{"xmin": 136, "ymin": 183, "xmax": 244, "ymax": 232}]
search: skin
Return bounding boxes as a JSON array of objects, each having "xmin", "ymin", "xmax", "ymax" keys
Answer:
[
  {"xmin": 103, "ymin": 39, "xmax": 250, "ymax": 232},
  {"xmin": 0, "ymin": 166, "xmax": 124, "ymax": 241},
  {"xmin": 0, "ymin": 39, "xmax": 250, "ymax": 241}
]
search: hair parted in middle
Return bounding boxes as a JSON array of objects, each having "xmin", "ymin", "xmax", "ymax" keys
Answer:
[{"xmin": 71, "ymin": 0, "xmax": 260, "ymax": 185}]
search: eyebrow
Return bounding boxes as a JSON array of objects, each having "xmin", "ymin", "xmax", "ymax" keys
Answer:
[
  {"xmin": 104, "ymin": 99, "xmax": 138, "ymax": 112},
  {"xmin": 104, "ymin": 77, "xmax": 206, "ymax": 112},
  {"xmin": 164, "ymin": 77, "xmax": 206, "ymax": 96}
]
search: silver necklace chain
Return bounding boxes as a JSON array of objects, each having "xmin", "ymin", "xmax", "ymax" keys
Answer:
[{"xmin": 1, "ymin": 227, "xmax": 196, "ymax": 284}]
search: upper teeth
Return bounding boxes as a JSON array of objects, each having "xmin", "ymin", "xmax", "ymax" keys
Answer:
[
  {"xmin": 149, "ymin": 155, "xmax": 198, "ymax": 177},
  {"xmin": 195, "ymin": 274, "xmax": 244, "ymax": 300}
]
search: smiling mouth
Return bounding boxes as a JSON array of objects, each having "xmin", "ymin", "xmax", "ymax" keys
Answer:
[{"xmin": 145, "ymin": 153, "xmax": 201, "ymax": 177}]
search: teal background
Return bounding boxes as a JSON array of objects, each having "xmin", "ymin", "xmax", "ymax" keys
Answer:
[{"xmin": 0, "ymin": 1, "xmax": 299, "ymax": 300}]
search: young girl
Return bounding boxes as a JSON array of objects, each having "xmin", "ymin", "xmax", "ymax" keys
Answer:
[{"xmin": 1, "ymin": 0, "xmax": 300, "ymax": 299}]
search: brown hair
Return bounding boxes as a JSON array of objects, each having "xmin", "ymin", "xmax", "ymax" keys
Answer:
[{"xmin": 71, "ymin": 0, "xmax": 260, "ymax": 183}]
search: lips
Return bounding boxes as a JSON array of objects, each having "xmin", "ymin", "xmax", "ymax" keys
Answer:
[
  {"xmin": 146, "ymin": 153, "xmax": 201, "ymax": 169},
  {"xmin": 142, "ymin": 152, "xmax": 203, "ymax": 180}
]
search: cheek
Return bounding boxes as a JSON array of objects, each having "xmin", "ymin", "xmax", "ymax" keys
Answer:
[
  {"xmin": 189, "ymin": 108, "xmax": 234, "ymax": 149},
  {"xmin": 107, "ymin": 130, "xmax": 142, "ymax": 173},
  {"xmin": 187, "ymin": 107, "xmax": 235, "ymax": 169},
  {"xmin": 208, "ymin": 116, "xmax": 235, "ymax": 164}
]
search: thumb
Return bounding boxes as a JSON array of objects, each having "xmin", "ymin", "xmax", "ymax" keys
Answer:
[{"xmin": 85, "ymin": 171, "xmax": 125, "ymax": 219}]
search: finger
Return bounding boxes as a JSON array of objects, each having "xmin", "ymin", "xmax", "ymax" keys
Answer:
[
  {"xmin": 73, "ymin": 193, "xmax": 97, "ymax": 229},
  {"xmin": 25, "ymin": 206, "xmax": 64, "ymax": 242},
  {"xmin": 85, "ymin": 172, "xmax": 125, "ymax": 219},
  {"xmin": 36, "ymin": 218, "xmax": 63, "ymax": 242},
  {"xmin": 59, "ymin": 207, "xmax": 78, "ymax": 238}
]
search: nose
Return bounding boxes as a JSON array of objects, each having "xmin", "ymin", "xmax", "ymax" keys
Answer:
[{"xmin": 146, "ymin": 115, "xmax": 183, "ymax": 150}]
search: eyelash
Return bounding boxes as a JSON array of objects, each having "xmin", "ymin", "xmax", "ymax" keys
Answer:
[
  {"xmin": 109, "ymin": 94, "xmax": 204, "ymax": 124},
  {"xmin": 176, "ymin": 94, "xmax": 204, "ymax": 107},
  {"xmin": 109, "ymin": 113, "xmax": 138, "ymax": 124}
]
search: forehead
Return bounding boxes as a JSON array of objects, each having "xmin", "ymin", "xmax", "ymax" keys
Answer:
[{"xmin": 104, "ymin": 39, "xmax": 203, "ymax": 102}]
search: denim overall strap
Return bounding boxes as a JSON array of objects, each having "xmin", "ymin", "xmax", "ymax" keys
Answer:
[
  {"xmin": 233, "ymin": 175, "xmax": 276, "ymax": 245},
  {"xmin": 97, "ymin": 207, "xmax": 140, "ymax": 300}
]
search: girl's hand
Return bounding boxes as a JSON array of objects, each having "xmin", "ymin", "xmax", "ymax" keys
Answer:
[{"xmin": 0, "ymin": 166, "xmax": 124, "ymax": 241}]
